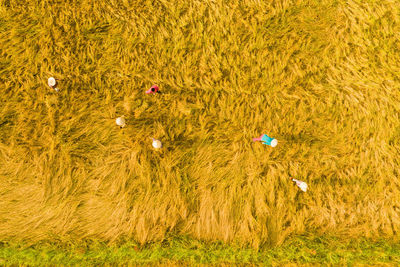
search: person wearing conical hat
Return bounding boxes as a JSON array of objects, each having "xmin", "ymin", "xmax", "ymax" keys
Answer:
[{"xmin": 253, "ymin": 134, "xmax": 278, "ymax": 147}]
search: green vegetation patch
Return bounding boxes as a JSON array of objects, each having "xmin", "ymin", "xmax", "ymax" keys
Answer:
[{"xmin": 1, "ymin": 235, "xmax": 400, "ymax": 266}]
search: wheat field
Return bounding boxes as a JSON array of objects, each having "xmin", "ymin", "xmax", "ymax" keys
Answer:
[{"xmin": 0, "ymin": 0, "xmax": 399, "ymax": 250}]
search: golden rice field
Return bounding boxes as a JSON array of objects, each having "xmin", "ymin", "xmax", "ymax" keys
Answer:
[{"xmin": 0, "ymin": 0, "xmax": 400, "ymax": 252}]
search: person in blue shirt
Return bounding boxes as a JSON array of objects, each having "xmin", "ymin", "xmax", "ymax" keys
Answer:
[{"xmin": 253, "ymin": 134, "xmax": 278, "ymax": 147}]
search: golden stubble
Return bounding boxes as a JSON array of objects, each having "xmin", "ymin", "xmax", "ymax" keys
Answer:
[{"xmin": 0, "ymin": 0, "xmax": 399, "ymax": 249}]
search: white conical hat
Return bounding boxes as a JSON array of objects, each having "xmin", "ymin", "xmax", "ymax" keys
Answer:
[
  {"xmin": 271, "ymin": 139, "xmax": 278, "ymax": 147},
  {"xmin": 298, "ymin": 182, "xmax": 308, "ymax": 192},
  {"xmin": 48, "ymin": 77, "xmax": 56, "ymax": 87},
  {"xmin": 152, "ymin": 138, "xmax": 162, "ymax": 149},
  {"xmin": 116, "ymin": 117, "xmax": 126, "ymax": 127}
]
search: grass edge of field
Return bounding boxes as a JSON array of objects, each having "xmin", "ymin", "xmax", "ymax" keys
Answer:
[{"xmin": 1, "ymin": 235, "xmax": 400, "ymax": 266}]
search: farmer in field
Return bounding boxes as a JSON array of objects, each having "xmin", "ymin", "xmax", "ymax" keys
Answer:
[
  {"xmin": 146, "ymin": 85, "xmax": 160, "ymax": 94},
  {"xmin": 253, "ymin": 134, "xmax": 278, "ymax": 147}
]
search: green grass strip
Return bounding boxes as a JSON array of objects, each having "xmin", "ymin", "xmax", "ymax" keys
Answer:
[{"xmin": 1, "ymin": 235, "xmax": 399, "ymax": 266}]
